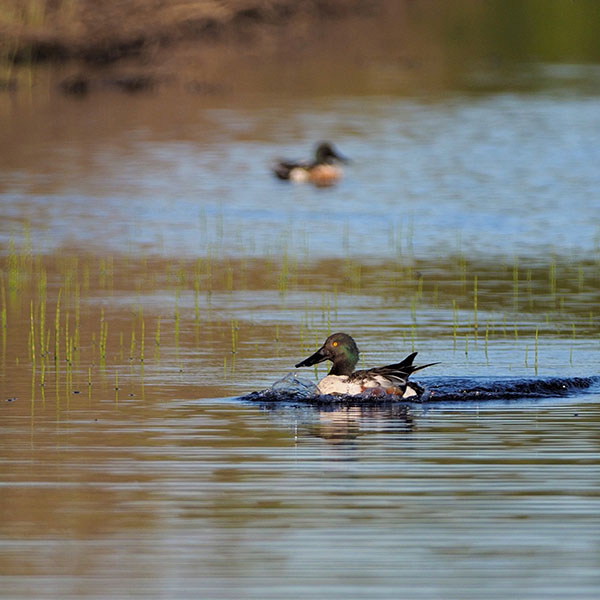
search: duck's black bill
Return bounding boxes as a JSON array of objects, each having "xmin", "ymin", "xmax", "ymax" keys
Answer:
[
  {"xmin": 333, "ymin": 150, "xmax": 350, "ymax": 164},
  {"xmin": 295, "ymin": 347, "xmax": 328, "ymax": 368}
]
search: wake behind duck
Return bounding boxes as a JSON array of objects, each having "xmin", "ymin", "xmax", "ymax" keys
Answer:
[{"xmin": 239, "ymin": 333, "xmax": 599, "ymax": 406}]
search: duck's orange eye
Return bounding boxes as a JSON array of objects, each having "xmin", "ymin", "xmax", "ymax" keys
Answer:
[{"xmin": 332, "ymin": 341, "xmax": 338, "ymax": 347}]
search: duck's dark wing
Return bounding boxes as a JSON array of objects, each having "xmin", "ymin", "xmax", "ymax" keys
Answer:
[
  {"xmin": 272, "ymin": 159, "xmax": 309, "ymax": 180},
  {"xmin": 349, "ymin": 352, "xmax": 439, "ymax": 387}
]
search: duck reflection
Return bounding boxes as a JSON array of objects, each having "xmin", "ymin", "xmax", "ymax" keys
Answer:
[
  {"xmin": 309, "ymin": 405, "xmax": 415, "ymax": 443},
  {"xmin": 259, "ymin": 403, "xmax": 417, "ymax": 445}
]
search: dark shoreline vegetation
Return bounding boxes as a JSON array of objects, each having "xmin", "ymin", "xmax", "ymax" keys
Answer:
[
  {"xmin": 2, "ymin": 0, "xmax": 600, "ymax": 97},
  {"xmin": 0, "ymin": 0, "xmax": 380, "ymax": 96},
  {"xmin": 1, "ymin": 0, "xmax": 370, "ymax": 64}
]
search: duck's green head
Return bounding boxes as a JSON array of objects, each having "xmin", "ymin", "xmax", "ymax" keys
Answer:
[
  {"xmin": 295, "ymin": 332, "xmax": 359, "ymax": 376},
  {"xmin": 314, "ymin": 142, "xmax": 349, "ymax": 165}
]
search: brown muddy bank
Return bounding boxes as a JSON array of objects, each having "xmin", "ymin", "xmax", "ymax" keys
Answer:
[
  {"xmin": 0, "ymin": 0, "xmax": 404, "ymax": 79},
  {"xmin": 2, "ymin": 1, "xmax": 378, "ymax": 64},
  {"xmin": 1, "ymin": 0, "xmax": 419, "ymax": 95},
  {"xmin": 5, "ymin": 1, "xmax": 599, "ymax": 98}
]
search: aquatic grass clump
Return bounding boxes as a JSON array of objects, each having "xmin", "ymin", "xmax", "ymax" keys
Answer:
[
  {"xmin": 194, "ymin": 278, "xmax": 201, "ymax": 326},
  {"xmin": 99, "ymin": 308, "xmax": 108, "ymax": 366},
  {"xmin": 29, "ymin": 299, "xmax": 35, "ymax": 363},
  {"xmin": 513, "ymin": 257, "xmax": 519, "ymax": 311},
  {"xmin": 473, "ymin": 275, "xmax": 478, "ymax": 338},
  {"xmin": 278, "ymin": 251, "xmax": 290, "ymax": 297},
  {"xmin": 154, "ymin": 316, "xmax": 161, "ymax": 361},
  {"xmin": 231, "ymin": 319, "xmax": 239, "ymax": 355},
  {"xmin": 452, "ymin": 299, "xmax": 459, "ymax": 350},
  {"xmin": 140, "ymin": 317, "xmax": 145, "ymax": 364},
  {"xmin": 1, "ymin": 275, "xmax": 7, "ymax": 352},
  {"xmin": 174, "ymin": 290, "xmax": 181, "ymax": 352},
  {"xmin": 54, "ymin": 289, "xmax": 61, "ymax": 364},
  {"xmin": 129, "ymin": 327, "xmax": 136, "ymax": 362},
  {"xmin": 1, "ymin": 233, "xmax": 599, "ymax": 407},
  {"xmin": 535, "ymin": 326, "xmax": 539, "ymax": 374}
]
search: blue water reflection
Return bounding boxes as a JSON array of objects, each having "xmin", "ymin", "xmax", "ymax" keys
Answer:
[{"xmin": 2, "ymin": 91, "xmax": 600, "ymax": 259}]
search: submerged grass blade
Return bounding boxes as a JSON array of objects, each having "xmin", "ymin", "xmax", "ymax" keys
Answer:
[{"xmin": 54, "ymin": 288, "xmax": 62, "ymax": 364}]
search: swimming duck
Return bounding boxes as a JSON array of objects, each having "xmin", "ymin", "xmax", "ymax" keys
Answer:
[
  {"xmin": 295, "ymin": 332, "xmax": 438, "ymax": 398},
  {"xmin": 272, "ymin": 141, "xmax": 348, "ymax": 187}
]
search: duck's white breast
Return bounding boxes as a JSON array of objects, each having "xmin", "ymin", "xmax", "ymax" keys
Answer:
[
  {"xmin": 289, "ymin": 167, "xmax": 310, "ymax": 183},
  {"xmin": 317, "ymin": 375, "xmax": 363, "ymax": 395}
]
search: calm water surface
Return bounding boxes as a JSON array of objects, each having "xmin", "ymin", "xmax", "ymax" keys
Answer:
[
  {"xmin": 3, "ymin": 91, "xmax": 600, "ymax": 259},
  {"xmin": 2, "ymin": 395, "xmax": 599, "ymax": 599},
  {"xmin": 1, "ymin": 23, "xmax": 600, "ymax": 600}
]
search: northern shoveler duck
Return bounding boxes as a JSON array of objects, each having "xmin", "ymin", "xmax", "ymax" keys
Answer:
[
  {"xmin": 272, "ymin": 141, "xmax": 348, "ymax": 187},
  {"xmin": 295, "ymin": 332, "xmax": 438, "ymax": 398}
]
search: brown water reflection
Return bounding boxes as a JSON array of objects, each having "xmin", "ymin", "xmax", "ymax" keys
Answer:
[{"xmin": 2, "ymin": 386, "xmax": 599, "ymax": 599}]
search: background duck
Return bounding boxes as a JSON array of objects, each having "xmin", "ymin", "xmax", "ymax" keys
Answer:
[
  {"xmin": 295, "ymin": 332, "xmax": 438, "ymax": 398},
  {"xmin": 272, "ymin": 141, "xmax": 348, "ymax": 187}
]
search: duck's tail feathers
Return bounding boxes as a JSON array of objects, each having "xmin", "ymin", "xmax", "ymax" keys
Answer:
[
  {"xmin": 383, "ymin": 352, "xmax": 439, "ymax": 377},
  {"xmin": 273, "ymin": 161, "xmax": 294, "ymax": 180},
  {"xmin": 408, "ymin": 361, "xmax": 440, "ymax": 374},
  {"xmin": 273, "ymin": 159, "xmax": 311, "ymax": 180},
  {"xmin": 394, "ymin": 351, "xmax": 419, "ymax": 369}
]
